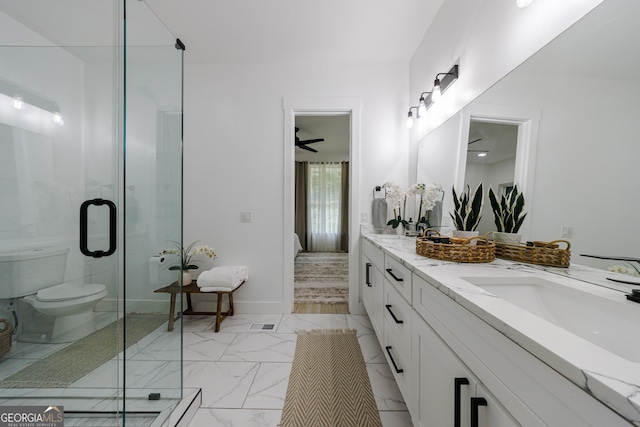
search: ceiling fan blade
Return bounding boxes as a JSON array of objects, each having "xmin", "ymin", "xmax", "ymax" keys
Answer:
[
  {"xmin": 468, "ymin": 138, "xmax": 483, "ymax": 145},
  {"xmin": 298, "ymin": 138, "xmax": 324, "ymax": 144},
  {"xmin": 298, "ymin": 144, "xmax": 318, "ymax": 153}
]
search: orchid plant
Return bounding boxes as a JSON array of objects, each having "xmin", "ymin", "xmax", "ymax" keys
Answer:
[
  {"xmin": 408, "ymin": 183, "xmax": 443, "ymax": 228},
  {"xmin": 162, "ymin": 240, "xmax": 217, "ymax": 271},
  {"xmin": 383, "ymin": 181, "xmax": 407, "ymax": 229}
]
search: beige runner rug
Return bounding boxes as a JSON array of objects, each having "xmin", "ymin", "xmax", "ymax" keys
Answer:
[{"xmin": 280, "ymin": 329, "xmax": 382, "ymax": 427}]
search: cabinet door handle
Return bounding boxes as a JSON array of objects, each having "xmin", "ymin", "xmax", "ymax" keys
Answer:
[
  {"xmin": 385, "ymin": 304, "xmax": 404, "ymax": 324},
  {"xmin": 366, "ymin": 262, "xmax": 372, "ymax": 286},
  {"xmin": 385, "ymin": 268, "xmax": 403, "ymax": 282},
  {"xmin": 471, "ymin": 397, "xmax": 488, "ymax": 427},
  {"xmin": 454, "ymin": 377, "xmax": 470, "ymax": 427},
  {"xmin": 385, "ymin": 346, "xmax": 404, "ymax": 373}
]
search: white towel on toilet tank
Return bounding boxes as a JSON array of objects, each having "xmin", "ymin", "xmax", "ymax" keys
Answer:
[{"xmin": 197, "ymin": 265, "xmax": 248, "ymax": 288}]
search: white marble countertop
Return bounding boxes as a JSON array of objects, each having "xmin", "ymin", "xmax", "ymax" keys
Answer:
[{"xmin": 362, "ymin": 233, "xmax": 640, "ymax": 425}]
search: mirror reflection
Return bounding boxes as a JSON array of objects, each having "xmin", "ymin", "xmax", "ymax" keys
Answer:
[
  {"xmin": 416, "ymin": 0, "xmax": 640, "ymax": 281},
  {"xmin": 464, "ymin": 120, "xmax": 517, "ymax": 236}
]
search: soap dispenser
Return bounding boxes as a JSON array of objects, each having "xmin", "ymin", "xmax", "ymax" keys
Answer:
[{"xmin": 405, "ymin": 218, "xmax": 417, "ymax": 237}]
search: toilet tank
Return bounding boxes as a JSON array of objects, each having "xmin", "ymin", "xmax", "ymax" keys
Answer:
[{"xmin": 0, "ymin": 247, "xmax": 70, "ymax": 299}]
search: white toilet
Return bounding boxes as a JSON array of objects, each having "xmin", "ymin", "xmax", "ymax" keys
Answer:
[{"xmin": 0, "ymin": 247, "xmax": 107, "ymax": 343}]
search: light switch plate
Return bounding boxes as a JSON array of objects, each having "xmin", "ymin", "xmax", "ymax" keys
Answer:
[
  {"xmin": 560, "ymin": 226, "xmax": 573, "ymax": 238},
  {"xmin": 240, "ymin": 211, "xmax": 252, "ymax": 223}
]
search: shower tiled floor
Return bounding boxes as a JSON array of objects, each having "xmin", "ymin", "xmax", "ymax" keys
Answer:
[{"xmin": 0, "ymin": 312, "xmax": 412, "ymax": 427}]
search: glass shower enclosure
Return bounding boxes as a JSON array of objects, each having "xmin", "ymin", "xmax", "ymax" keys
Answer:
[{"xmin": 0, "ymin": 1, "xmax": 185, "ymax": 425}]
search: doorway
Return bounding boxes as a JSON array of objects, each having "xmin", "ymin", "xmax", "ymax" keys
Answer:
[
  {"xmin": 283, "ymin": 96, "xmax": 362, "ymax": 315},
  {"xmin": 293, "ymin": 115, "xmax": 350, "ymax": 313}
]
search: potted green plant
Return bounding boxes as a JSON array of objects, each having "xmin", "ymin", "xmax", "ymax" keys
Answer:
[
  {"xmin": 449, "ymin": 183, "xmax": 484, "ymax": 242},
  {"xmin": 487, "ymin": 185, "xmax": 527, "ymax": 245}
]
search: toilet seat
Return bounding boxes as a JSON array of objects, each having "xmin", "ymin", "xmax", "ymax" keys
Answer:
[{"xmin": 35, "ymin": 283, "xmax": 106, "ymax": 302}]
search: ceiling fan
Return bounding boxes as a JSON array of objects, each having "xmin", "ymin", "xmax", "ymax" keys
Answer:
[
  {"xmin": 295, "ymin": 127, "xmax": 324, "ymax": 153},
  {"xmin": 468, "ymin": 138, "xmax": 489, "ymax": 156}
]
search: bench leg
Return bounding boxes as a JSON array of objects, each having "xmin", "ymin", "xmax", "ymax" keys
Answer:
[
  {"xmin": 168, "ymin": 293, "xmax": 177, "ymax": 332},
  {"xmin": 229, "ymin": 291, "xmax": 234, "ymax": 316},
  {"xmin": 215, "ymin": 292, "xmax": 223, "ymax": 332}
]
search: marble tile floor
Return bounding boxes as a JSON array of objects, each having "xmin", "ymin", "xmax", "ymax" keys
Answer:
[
  {"xmin": 182, "ymin": 313, "xmax": 412, "ymax": 427},
  {"xmin": 0, "ymin": 312, "xmax": 412, "ymax": 426}
]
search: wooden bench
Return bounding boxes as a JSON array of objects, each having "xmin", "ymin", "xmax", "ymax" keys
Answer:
[{"xmin": 154, "ymin": 280, "xmax": 246, "ymax": 332}]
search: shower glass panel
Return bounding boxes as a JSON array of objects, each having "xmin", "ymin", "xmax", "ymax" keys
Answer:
[
  {"xmin": 123, "ymin": 0, "xmax": 184, "ymax": 420},
  {"xmin": 0, "ymin": 1, "xmax": 184, "ymax": 425}
]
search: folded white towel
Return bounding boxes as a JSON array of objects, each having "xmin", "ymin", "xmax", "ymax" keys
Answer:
[{"xmin": 197, "ymin": 265, "xmax": 248, "ymax": 288}]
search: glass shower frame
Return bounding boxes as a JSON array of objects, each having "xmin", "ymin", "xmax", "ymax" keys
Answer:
[{"xmin": 0, "ymin": 1, "xmax": 185, "ymax": 425}]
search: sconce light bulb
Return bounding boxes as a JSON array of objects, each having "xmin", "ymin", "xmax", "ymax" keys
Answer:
[
  {"xmin": 53, "ymin": 112, "xmax": 64, "ymax": 126},
  {"xmin": 516, "ymin": 0, "xmax": 534, "ymax": 8},
  {"xmin": 432, "ymin": 80, "xmax": 442, "ymax": 102},
  {"xmin": 12, "ymin": 95, "xmax": 24, "ymax": 110},
  {"xmin": 418, "ymin": 99, "xmax": 427, "ymax": 116},
  {"xmin": 477, "ymin": 152, "xmax": 488, "ymax": 157},
  {"xmin": 406, "ymin": 112, "xmax": 414, "ymax": 129}
]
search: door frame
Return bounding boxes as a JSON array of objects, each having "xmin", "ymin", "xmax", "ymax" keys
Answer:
[
  {"xmin": 283, "ymin": 96, "xmax": 362, "ymax": 314},
  {"xmin": 456, "ymin": 102, "xmax": 540, "ymax": 241}
]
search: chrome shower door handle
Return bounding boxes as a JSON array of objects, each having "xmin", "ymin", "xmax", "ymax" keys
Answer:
[{"xmin": 80, "ymin": 198, "xmax": 117, "ymax": 258}]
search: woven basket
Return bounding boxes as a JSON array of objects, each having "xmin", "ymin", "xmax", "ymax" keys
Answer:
[
  {"xmin": 416, "ymin": 229, "xmax": 495, "ymax": 263},
  {"xmin": 494, "ymin": 240, "xmax": 571, "ymax": 268},
  {"xmin": 0, "ymin": 319, "xmax": 12, "ymax": 359}
]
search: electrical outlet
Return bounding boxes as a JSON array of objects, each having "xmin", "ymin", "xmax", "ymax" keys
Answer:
[{"xmin": 360, "ymin": 212, "xmax": 368, "ymax": 222}]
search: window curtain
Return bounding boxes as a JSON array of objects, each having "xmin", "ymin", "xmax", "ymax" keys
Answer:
[
  {"xmin": 307, "ymin": 162, "xmax": 342, "ymax": 252},
  {"xmin": 294, "ymin": 161, "xmax": 308, "ymax": 251},
  {"xmin": 340, "ymin": 161, "xmax": 349, "ymax": 252}
]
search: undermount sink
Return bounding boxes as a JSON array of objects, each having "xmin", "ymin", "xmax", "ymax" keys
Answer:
[{"xmin": 462, "ymin": 276, "xmax": 640, "ymax": 362}]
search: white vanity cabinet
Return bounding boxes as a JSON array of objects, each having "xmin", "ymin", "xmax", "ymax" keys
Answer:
[
  {"xmin": 361, "ymin": 238, "xmax": 384, "ymax": 341},
  {"xmin": 411, "ymin": 311, "xmax": 519, "ymax": 427},
  {"xmin": 412, "ymin": 272, "xmax": 632, "ymax": 427},
  {"xmin": 361, "ymin": 236, "xmax": 634, "ymax": 427},
  {"xmin": 382, "ymin": 274, "xmax": 413, "ymax": 399}
]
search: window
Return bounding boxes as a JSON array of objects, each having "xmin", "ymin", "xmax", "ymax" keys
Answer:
[{"xmin": 308, "ymin": 162, "xmax": 342, "ymax": 251}]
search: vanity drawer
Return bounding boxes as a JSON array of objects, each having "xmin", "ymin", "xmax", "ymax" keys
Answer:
[
  {"xmin": 383, "ymin": 281, "xmax": 412, "ymax": 351},
  {"xmin": 383, "ymin": 323, "xmax": 410, "ymax": 400},
  {"xmin": 362, "ymin": 238, "xmax": 384, "ymax": 269},
  {"xmin": 384, "ymin": 255, "xmax": 412, "ymax": 303},
  {"xmin": 412, "ymin": 273, "xmax": 443, "ymax": 325}
]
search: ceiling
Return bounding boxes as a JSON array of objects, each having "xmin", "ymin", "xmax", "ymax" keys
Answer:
[
  {"xmin": 466, "ymin": 121, "xmax": 517, "ymax": 165},
  {"xmin": 295, "ymin": 114, "xmax": 350, "ymax": 156},
  {"xmin": 0, "ymin": 0, "xmax": 443, "ymax": 63},
  {"xmin": 143, "ymin": 0, "xmax": 444, "ymax": 63}
]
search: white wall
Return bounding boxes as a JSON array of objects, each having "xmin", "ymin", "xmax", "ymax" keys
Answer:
[
  {"xmin": 183, "ymin": 62, "xmax": 408, "ymax": 312},
  {"xmin": 408, "ymin": 0, "xmax": 603, "ymax": 185}
]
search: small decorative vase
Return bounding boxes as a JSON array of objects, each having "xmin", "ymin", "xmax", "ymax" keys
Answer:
[
  {"xmin": 181, "ymin": 271, "xmax": 193, "ymax": 286},
  {"xmin": 452, "ymin": 230, "xmax": 480, "ymax": 245},
  {"xmin": 395, "ymin": 224, "xmax": 405, "ymax": 236}
]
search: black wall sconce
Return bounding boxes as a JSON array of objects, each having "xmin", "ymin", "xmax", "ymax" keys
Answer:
[
  {"xmin": 418, "ymin": 91, "xmax": 432, "ymax": 116},
  {"xmin": 406, "ymin": 63, "xmax": 459, "ymax": 127},
  {"xmin": 406, "ymin": 106, "xmax": 420, "ymax": 129},
  {"xmin": 432, "ymin": 64, "xmax": 459, "ymax": 102}
]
